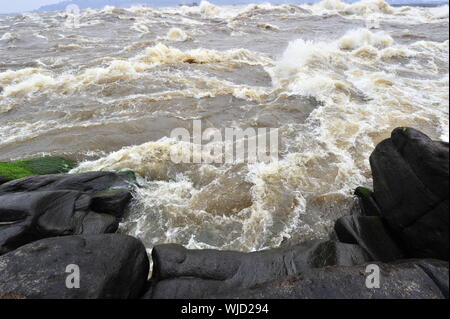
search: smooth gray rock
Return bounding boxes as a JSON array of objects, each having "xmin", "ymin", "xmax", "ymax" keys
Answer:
[
  {"xmin": 146, "ymin": 240, "xmax": 369, "ymax": 299},
  {"xmin": 210, "ymin": 259, "xmax": 449, "ymax": 299},
  {"xmin": 0, "ymin": 234, "xmax": 149, "ymax": 299},
  {"xmin": 0, "ymin": 191, "xmax": 79, "ymax": 254},
  {"xmin": 0, "ymin": 172, "xmax": 134, "ymax": 254}
]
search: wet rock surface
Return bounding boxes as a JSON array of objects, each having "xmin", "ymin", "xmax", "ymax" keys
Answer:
[
  {"xmin": 334, "ymin": 215, "xmax": 404, "ymax": 262},
  {"xmin": 0, "ymin": 234, "xmax": 149, "ymax": 299},
  {"xmin": 0, "ymin": 172, "xmax": 133, "ymax": 254},
  {"xmin": 209, "ymin": 259, "xmax": 449, "ymax": 299},
  {"xmin": 145, "ymin": 240, "xmax": 369, "ymax": 299},
  {"xmin": 369, "ymin": 128, "xmax": 449, "ymax": 260}
]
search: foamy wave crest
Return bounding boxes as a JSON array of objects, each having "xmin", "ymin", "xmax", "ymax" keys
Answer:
[
  {"xmin": 0, "ymin": 44, "xmax": 271, "ymax": 99},
  {"xmin": 267, "ymin": 28, "xmax": 442, "ymax": 103},
  {"xmin": 140, "ymin": 43, "xmax": 271, "ymax": 66},
  {"xmin": 71, "ymin": 137, "xmax": 190, "ymax": 178},
  {"xmin": 429, "ymin": 5, "xmax": 449, "ymax": 20},
  {"xmin": 177, "ymin": 1, "xmax": 308, "ymax": 21},
  {"xmin": 268, "ymin": 27, "xmax": 449, "ymax": 168},
  {"xmin": 71, "ymin": 137, "xmax": 302, "ymax": 251},
  {"xmin": 338, "ymin": 28, "xmax": 393, "ymax": 50},
  {"xmin": 160, "ymin": 28, "xmax": 191, "ymax": 42},
  {"xmin": 179, "ymin": 1, "xmax": 232, "ymax": 19},
  {"xmin": 307, "ymin": 0, "xmax": 449, "ymax": 24},
  {"xmin": 268, "ymin": 37, "xmax": 347, "ymax": 101},
  {"xmin": 310, "ymin": 0, "xmax": 394, "ymax": 15},
  {"xmin": 0, "ymin": 32, "xmax": 19, "ymax": 42}
]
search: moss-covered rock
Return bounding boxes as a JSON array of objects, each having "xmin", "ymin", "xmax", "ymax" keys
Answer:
[
  {"xmin": 354, "ymin": 186, "xmax": 382, "ymax": 217},
  {"xmin": 118, "ymin": 170, "xmax": 137, "ymax": 185},
  {"xmin": 0, "ymin": 157, "xmax": 77, "ymax": 184},
  {"xmin": 354, "ymin": 186, "xmax": 372, "ymax": 199}
]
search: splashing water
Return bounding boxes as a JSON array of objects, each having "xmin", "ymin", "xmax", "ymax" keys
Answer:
[{"xmin": 1, "ymin": 0, "xmax": 448, "ymax": 253}]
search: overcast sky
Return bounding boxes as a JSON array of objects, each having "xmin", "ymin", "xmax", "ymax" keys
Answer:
[
  {"xmin": 0, "ymin": 0, "xmax": 445, "ymax": 14},
  {"xmin": 0, "ymin": 0, "xmax": 63, "ymax": 13}
]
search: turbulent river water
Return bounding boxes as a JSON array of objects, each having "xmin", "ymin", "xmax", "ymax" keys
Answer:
[{"xmin": 0, "ymin": 0, "xmax": 448, "ymax": 254}]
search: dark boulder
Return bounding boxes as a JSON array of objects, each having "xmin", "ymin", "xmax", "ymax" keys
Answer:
[
  {"xmin": 334, "ymin": 215, "xmax": 404, "ymax": 262},
  {"xmin": 80, "ymin": 212, "xmax": 119, "ymax": 234},
  {"xmin": 0, "ymin": 191, "xmax": 120, "ymax": 254},
  {"xmin": 305, "ymin": 240, "xmax": 370, "ymax": 268},
  {"xmin": 391, "ymin": 128, "xmax": 448, "ymax": 200},
  {"xmin": 90, "ymin": 189, "xmax": 132, "ymax": 218},
  {"xmin": 210, "ymin": 259, "xmax": 449, "ymax": 299},
  {"xmin": 0, "ymin": 176, "xmax": 10, "ymax": 185},
  {"xmin": 370, "ymin": 127, "xmax": 449, "ymax": 260},
  {"xmin": 0, "ymin": 172, "xmax": 134, "ymax": 254},
  {"xmin": 0, "ymin": 234, "xmax": 149, "ymax": 299},
  {"xmin": 401, "ymin": 200, "xmax": 449, "ymax": 261},
  {"xmin": 146, "ymin": 240, "xmax": 369, "ymax": 299},
  {"xmin": 1, "ymin": 191, "xmax": 80, "ymax": 254},
  {"xmin": 354, "ymin": 187, "xmax": 382, "ymax": 217}
]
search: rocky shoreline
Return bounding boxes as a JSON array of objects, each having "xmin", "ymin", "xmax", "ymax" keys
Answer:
[{"xmin": 0, "ymin": 127, "xmax": 448, "ymax": 299}]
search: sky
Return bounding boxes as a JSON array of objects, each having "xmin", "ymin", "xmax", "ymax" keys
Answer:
[
  {"xmin": 0, "ymin": 0, "xmax": 61, "ymax": 14},
  {"xmin": 0, "ymin": 0, "xmax": 445, "ymax": 14}
]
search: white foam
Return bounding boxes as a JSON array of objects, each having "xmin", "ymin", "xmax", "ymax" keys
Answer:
[
  {"xmin": 0, "ymin": 43, "xmax": 271, "ymax": 98},
  {"xmin": 158, "ymin": 28, "xmax": 191, "ymax": 42},
  {"xmin": 338, "ymin": 28, "xmax": 393, "ymax": 50},
  {"xmin": 305, "ymin": 0, "xmax": 449, "ymax": 24}
]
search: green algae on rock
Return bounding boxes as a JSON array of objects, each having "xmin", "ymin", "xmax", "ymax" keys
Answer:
[
  {"xmin": 0, "ymin": 157, "xmax": 77, "ymax": 184},
  {"xmin": 354, "ymin": 186, "xmax": 373, "ymax": 199}
]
